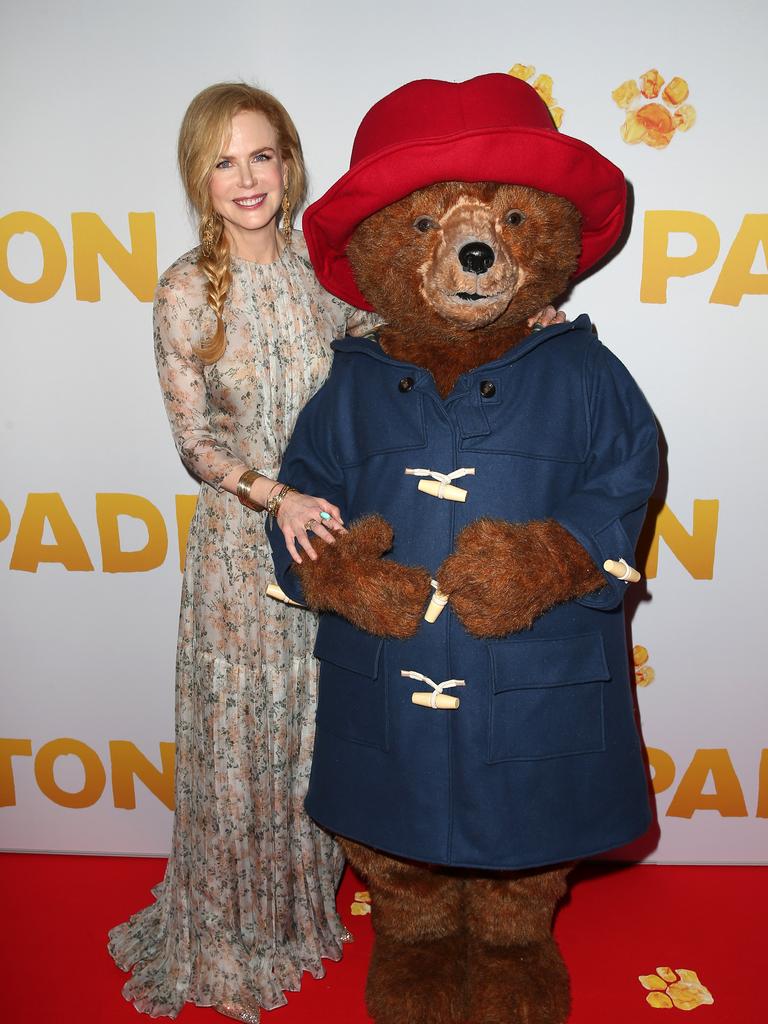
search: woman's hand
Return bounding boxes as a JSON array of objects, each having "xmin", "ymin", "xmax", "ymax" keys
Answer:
[
  {"xmin": 276, "ymin": 489, "xmax": 345, "ymax": 564},
  {"xmin": 527, "ymin": 305, "xmax": 567, "ymax": 329}
]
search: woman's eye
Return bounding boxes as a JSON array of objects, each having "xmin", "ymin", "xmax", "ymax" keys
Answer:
[
  {"xmin": 215, "ymin": 159, "xmax": 232, "ymax": 170},
  {"xmin": 506, "ymin": 210, "xmax": 526, "ymax": 227},
  {"xmin": 252, "ymin": 152, "xmax": 271, "ymax": 162},
  {"xmin": 414, "ymin": 217, "xmax": 436, "ymax": 233}
]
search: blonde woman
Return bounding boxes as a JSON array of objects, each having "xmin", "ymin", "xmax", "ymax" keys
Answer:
[{"xmin": 107, "ymin": 82, "xmax": 374, "ymax": 1021}]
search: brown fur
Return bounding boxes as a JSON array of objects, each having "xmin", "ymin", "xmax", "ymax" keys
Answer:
[
  {"xmin": 342, "ymin": 839, "xmax": 572, "ymax": 1024},
  {"xmin": 342, "ymin": 839, "xmax": 467, "ymax": 1024},
  {"xmin": 349, "ymin": 182, "xmax": 581, "ymax": 397},
  {"xmin": 466, "ymin": 938, "xmax": 570, "ymax": 1024},
  {"xmin": 365, "ymin": 934, "xmax": 468, "ymax": 1024},
  {"xmin": 294, "ymin": 515, "xmax": 431, "ymax": 639},
  {"xmin": 438, "ymin": 518, "xmax": 604, "ymax": 637},
  {"xmin": 464, "ymin": 867, "xmax": 571, "ymax": 1024}
]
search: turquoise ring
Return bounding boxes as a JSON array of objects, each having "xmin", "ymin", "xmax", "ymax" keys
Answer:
[{"xmin": 319, "ymin": 511, "xmax": 332, "ymax": 521}]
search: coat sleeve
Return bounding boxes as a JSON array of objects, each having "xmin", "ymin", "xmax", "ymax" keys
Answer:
[
  {"xmin": 267, "ymin": 371, "xmax": 346, "ymax": 604},
  {"xmin": 552, "ymin": 341, "xmax": 659, "ymax": 610}
]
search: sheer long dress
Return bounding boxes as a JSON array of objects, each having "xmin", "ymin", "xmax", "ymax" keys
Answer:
[{"xmin": 108, "ymin": 235, "xmax": 374, "ymax": 1019}]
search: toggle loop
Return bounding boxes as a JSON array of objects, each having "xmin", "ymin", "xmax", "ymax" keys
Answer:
[
  {"xmin": 404, "ymin": 467, "xmax": 476, "ymax": 503},
  {"xmin": 401, "ymin": 669, "xmax": 465, "ymax": 707},
  {"xmin": 404, "ymin": 467, "xmax": 476, "ymax": 484}
]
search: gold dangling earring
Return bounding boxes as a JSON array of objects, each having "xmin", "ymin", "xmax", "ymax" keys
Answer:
[
  {"xmin": 200, "ymin": 215, "xmax": 216, "ymax": 258},
  {"xmin": 281, "ymin": 189, "xmax": 292, "ymax": 247}
]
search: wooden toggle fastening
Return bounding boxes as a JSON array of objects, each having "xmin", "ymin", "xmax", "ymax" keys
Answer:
[
  {"xmin": 603, "ymin": 558, "xmax": 642, "ymax": 583},
  {"xmin": 404, "ymin": 467, "xmax": 475, "ymax": 502},
  {"xmin": 265, "ymin": 582, "xmax": 304, "ymax": 606},
  {"xmin": 401, "ymin": 670, "xmax": 465, "ymax": 710},
  {"xmin": 424, "ymin": 579, "xmax": 449, "ymax": 623}
]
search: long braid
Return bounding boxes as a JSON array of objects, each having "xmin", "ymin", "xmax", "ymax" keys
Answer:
[{"xmin": 194, "ymin": 213, "xmax": 231, "ymax": 364}]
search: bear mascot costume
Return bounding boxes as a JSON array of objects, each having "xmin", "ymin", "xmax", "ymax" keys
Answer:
[{"xmin": 269, "ymin": 73, "xmax": 658, "ymax": 1024}]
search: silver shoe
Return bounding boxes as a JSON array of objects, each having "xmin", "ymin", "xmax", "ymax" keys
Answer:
[{"xmin": 216, "ymin": 1003, "xmax": 260, "ymax": 1023}]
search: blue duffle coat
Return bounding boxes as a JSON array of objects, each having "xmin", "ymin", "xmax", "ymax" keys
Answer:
[{"xmin": 269, "ymin": 316, "xmax": 659, "ymax": 870}]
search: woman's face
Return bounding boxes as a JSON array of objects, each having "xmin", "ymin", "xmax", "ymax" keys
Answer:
[{"xmin": 208, "ymin": 109, "xmax": 287, "ymax": 256}]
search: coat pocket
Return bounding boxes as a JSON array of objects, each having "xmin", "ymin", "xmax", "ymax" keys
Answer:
[
  {"xmin": 313, "ymin": 616, "xmax": 387, "ymax": 749},
  {"xmin": 487, "ymin": 633, "xmax": 610, "ymax": 762}
]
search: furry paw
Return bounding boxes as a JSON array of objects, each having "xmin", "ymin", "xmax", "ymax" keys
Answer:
[
  {"xmin": 466, "ymin": 938, "xmax": 570, "ymax": 1024},
  {"xmin": 295, "ymin": 514, "xmax": 431, "ymax": 638},
  {"xmin": 367, "ymin": 934, "xmax": 467, "ymax": 1024},
  {"xmin": 437, "ymin": 518, "xmax": 603, "ymax": 638}
]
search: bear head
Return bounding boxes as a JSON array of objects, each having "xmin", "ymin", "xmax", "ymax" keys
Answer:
[{"xmin": 347, "ymin": 180, "xmax": 582, "ymax": 397}]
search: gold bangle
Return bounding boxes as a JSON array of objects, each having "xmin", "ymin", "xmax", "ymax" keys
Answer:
[
  {"xmin": 236, "ymin": 469, "xmax": 264, "ymax": 510},
  {"xmin": 266, "ymin": 482, "xmax": 294, "ymax": 522}
]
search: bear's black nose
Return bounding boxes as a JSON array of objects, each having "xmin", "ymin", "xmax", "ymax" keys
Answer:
[{"xmin": 458, "ymin": 242, "xmax": 495, "ymax": 275}]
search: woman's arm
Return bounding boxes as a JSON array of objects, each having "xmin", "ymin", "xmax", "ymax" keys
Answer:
[
  {"xmin": 154, "ymin": 269, "xmax": 247, "ymax": 489},
  {"xmin": 154, "ymin": 264, "xmax": 343, "ymax": 559}
]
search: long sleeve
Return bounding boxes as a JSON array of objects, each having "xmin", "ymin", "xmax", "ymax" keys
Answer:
[
  {"xmin": 553, "ymin": 342, "xmax": 659, "ymax": 610},
  {"xmin": 153, "ymin": 264, "xmax": 247, "ymax": 490}
]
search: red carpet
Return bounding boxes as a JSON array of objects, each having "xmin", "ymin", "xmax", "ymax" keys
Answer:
[{"xmin": 0, "ymin": 853, "xmax": 763, "ymax": 1023}]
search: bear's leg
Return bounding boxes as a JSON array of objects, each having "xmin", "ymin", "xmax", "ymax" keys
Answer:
[
  {"xmin": 341, "ymin": 838, "xmax": 466, "ymax": 1024},
  {"xmin": 465, "ymin": 866, "xmax": 571, "ymax": 1024}
]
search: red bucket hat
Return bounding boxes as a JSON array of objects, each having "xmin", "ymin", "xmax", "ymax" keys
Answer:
[{"xmin": 303, "ymin": 73, "xmax": 626, "ymax": 311}]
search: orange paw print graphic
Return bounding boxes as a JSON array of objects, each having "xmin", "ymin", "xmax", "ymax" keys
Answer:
[
  {"xmin": 508, "ymin": 64, "xmax": 564, "ymax": 127},
  {"xmin": 350, "ymin": 890, "xmax": 371, "ymax": 916},
  {"xmin": 639, "ymin": 967, "xmax": 714, "ymax": 1010},
  {"xmin": 613, "ymin": 69, "xmax": 696, "ymax": 149},
  {"xmin": 633, "ymin": 645, "xmax": 655, "ymax": 687}
]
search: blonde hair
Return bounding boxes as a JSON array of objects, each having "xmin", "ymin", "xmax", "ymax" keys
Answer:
[{"xmin": 178, "ymin": 82, "xmax": 307, "ymax": 363}]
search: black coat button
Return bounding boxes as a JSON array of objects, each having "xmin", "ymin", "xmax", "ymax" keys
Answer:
[
  {"xmin": 398, "ymin": 377, "xmax": 415, "ymax": 393},
  {"xmin": 479, "ymin": 380, "xmax": 496, "ymax": 398}
]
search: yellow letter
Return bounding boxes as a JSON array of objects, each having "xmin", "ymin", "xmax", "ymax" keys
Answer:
[
  {"xmin": 757, "ymin": 749, "xmax": 768, "ymax": 819},
  {"xmin": 9, "ymin": 494, "xmax": 94, "ymax": 572},
  {"xmin": 72, "ymin": 212, "xmax": 157, "ymax": 302},
  {"xmin": 175, "ymin": 495, "xmax": 198, "ymax": 571},
  {"xmin": 110, "ymin": 740, "xmax": 175, "ymax": 810},
  {"xmin": 96, "ymin": 493, "xmax": 168, "ymax": 572},
  {"xmin": 640, "ymin": 211, "xmax": 720, "ymax": 303},
  {"xmin": 647, "ymin": 747, "xmax": 676, "ymax": 795},
  {"xmin": 34, "ymin": 738, "xmax": 106, "ymax": 808},
  {"xmin": 0, "ymin": 739, "xmax": 33, "ymax": 807},
  {"xmin": 0, "ymin": 212, "xmax": 67, "ymax": 303},
  {"xmin": 0, "ymin": 499, "xmax": 10, "ymax": 543},
  {"xmin": 666, "ymin": 749, "xmax": 748, "ymax": 818},
  {"xmin": 709, "ymin": 214, "xmax": 768, "ymax": 306},
  {"xmin": 644, "ymin": 499, "xmax": 719, "ymax": 579}
]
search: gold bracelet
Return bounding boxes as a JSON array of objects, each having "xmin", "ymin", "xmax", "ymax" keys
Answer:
[
  {"xmin": 266, "ymin": 482, "xmax": 294, "ymax": 522},
  {"xmin": 236, "ymin": 469, "xmax": 264, "ymax": 510}
]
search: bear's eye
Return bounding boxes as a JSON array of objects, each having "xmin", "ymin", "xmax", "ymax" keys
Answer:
[
  {"xmin": 505, "ymin": 210, "xmax": 526, "ymax": 227},
  {"xmin": 413, "ymin": 216, "xmax": 437, "ymax": 233}
]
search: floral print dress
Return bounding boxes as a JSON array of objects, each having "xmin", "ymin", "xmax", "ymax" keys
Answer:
[{"xmin": 108, "ymin": 236, "xmax": 375, "ymax": 1019}]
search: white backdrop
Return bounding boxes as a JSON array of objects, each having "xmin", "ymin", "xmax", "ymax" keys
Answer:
[{"xmin": 1, "ymin": 0, "xmax": 766, "ymax": 862}]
